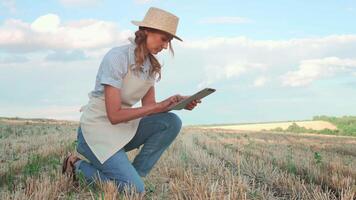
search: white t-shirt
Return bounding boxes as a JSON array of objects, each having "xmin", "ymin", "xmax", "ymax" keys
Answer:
[{"xmin": 90, "ymin": 39, "xmax": 155, "ymax": 97}]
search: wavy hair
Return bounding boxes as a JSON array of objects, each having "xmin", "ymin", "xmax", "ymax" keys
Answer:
[{"xmin": 132, "ymin": 27, "xmax": 174, "ymax": 81}]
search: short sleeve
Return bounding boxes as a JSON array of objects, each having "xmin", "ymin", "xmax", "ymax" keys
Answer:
[{"xmin": 98, "ymin": 49, "xmax": 128, "ymax": 89}]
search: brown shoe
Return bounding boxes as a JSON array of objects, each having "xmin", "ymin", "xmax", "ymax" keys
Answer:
[{"xmin": 62, "ymin": 153, "xmax": 81, "ymax": 183}]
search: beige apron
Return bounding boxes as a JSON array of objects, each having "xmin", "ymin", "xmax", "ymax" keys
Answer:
[{"xmin": 79, "ymin": 68, "xmax": 155, "ymax": 164}]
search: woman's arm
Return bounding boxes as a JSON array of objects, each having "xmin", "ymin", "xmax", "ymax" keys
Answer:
[
  {"xmin": 104, "ymin": 85, "xmax": 179, "ymax": 125},
  {"xmin": 104, "ymin": 85, "xmax": 156, "ymax": 124},
  {"xmin": 141, "ymin": 86, "xmax": 156, "ymax": 106}
]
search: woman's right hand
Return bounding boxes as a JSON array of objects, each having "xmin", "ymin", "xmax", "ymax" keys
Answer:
[{"xmin": 154, "ymin": 94, "xmax": 183, "ymax": 113}]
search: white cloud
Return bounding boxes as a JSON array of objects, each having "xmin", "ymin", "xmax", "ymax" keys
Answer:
[
  {"xmin": 281, "ymin": 57, "xmax": 356, "ymax": 87},
  {"xmin": 182, "ymin": 35, "xmax": 356, "ymax": 51},
  {"xmin": 2, "ymin": 14, "xmax": 356, "ymax": 88},
  {"xmin": 197, "ymin": 62, "xmax": 265, "ymax": 88},
  {"xmin": 0, "ymin": 14, "xmax": 133, "ymax": 52},
  {"xmin": 179, "ymin": 35, "xmax": 356, "ymax": 87},
  {"xmin": 253, "ymin": 76, "xmax": 268, "ymax": 87},
  {"xmin": 31, "ymin": 14, "xmax": 60, "ymax": 33},
  {"xmin": 200, "ymin": 16, "xmax": 252, "ymax": 24}
]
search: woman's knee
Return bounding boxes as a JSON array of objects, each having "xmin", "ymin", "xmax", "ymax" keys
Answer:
[
  {"xmin": 164, "ymin": 112, "xmax": 182, "ymax": 133},
  {"xmin": 76, "ymin": 126, "xmax": 102, "ymax": 167}
]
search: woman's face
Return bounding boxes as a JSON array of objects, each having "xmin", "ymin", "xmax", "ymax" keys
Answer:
[{"xmin": 145, "ymin": 30, "xmax": 172, "ymax": 55}]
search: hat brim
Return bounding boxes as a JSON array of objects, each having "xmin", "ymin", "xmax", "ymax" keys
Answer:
[{"xmin": 131, "ymin": 20, "xmax": 183, "ymax": 42}]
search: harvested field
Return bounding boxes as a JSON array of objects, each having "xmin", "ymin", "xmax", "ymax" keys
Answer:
[{"xmin": 0, "ymin": 118, "xmax": 355, "ymax": 199}]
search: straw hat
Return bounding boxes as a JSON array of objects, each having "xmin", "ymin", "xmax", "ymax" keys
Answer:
[{"xmin": 131, "ymin": 7, "xmax": 182, "ymax": 41}]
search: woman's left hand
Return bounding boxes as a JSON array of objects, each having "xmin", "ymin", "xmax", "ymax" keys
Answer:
[{"xmin": 184, "ymin": 99, "xmax": 201, "ymax": 110}]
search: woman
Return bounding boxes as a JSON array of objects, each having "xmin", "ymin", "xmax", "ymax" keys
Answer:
[{"xmin": 62, "ymin": 7, "xmax": 200, "ymax": 193}]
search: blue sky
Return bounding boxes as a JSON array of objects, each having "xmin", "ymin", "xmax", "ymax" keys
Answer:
[{"xmin": 1, "ymin": 0, "xmax": 356, "ymax": 125}]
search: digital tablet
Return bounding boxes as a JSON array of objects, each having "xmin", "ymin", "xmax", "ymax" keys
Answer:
[{"xmin": 168, "ymin": 88, "xmax": 216, "ymax": 110}]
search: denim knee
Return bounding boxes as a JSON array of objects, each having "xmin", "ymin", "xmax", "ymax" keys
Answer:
[{"xmin": 164, "ymin": 112, "xmax": 182, "ymax": 135}]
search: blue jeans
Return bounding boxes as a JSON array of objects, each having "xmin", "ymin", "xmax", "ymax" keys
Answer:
[{"xmin": 74, "ymin": 112, "xmax": 182, "ymax": 193}]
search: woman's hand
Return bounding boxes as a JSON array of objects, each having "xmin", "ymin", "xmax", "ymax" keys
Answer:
[
  {"xmin": 154, "ymin": 94, "xmax": 183, "ymax": 113},
  {"xmin": 176, "ymin": 95, "xmax": 202, "ymax": 110},
  {"xmin": 184, "ymin": 98, "xmax": 201, "ymax": 111}
]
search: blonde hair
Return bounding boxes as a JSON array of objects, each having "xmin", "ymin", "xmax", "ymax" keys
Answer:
[{"xmin": 132, "ymin": 27, "xmax": 174, "ymax": 81}]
